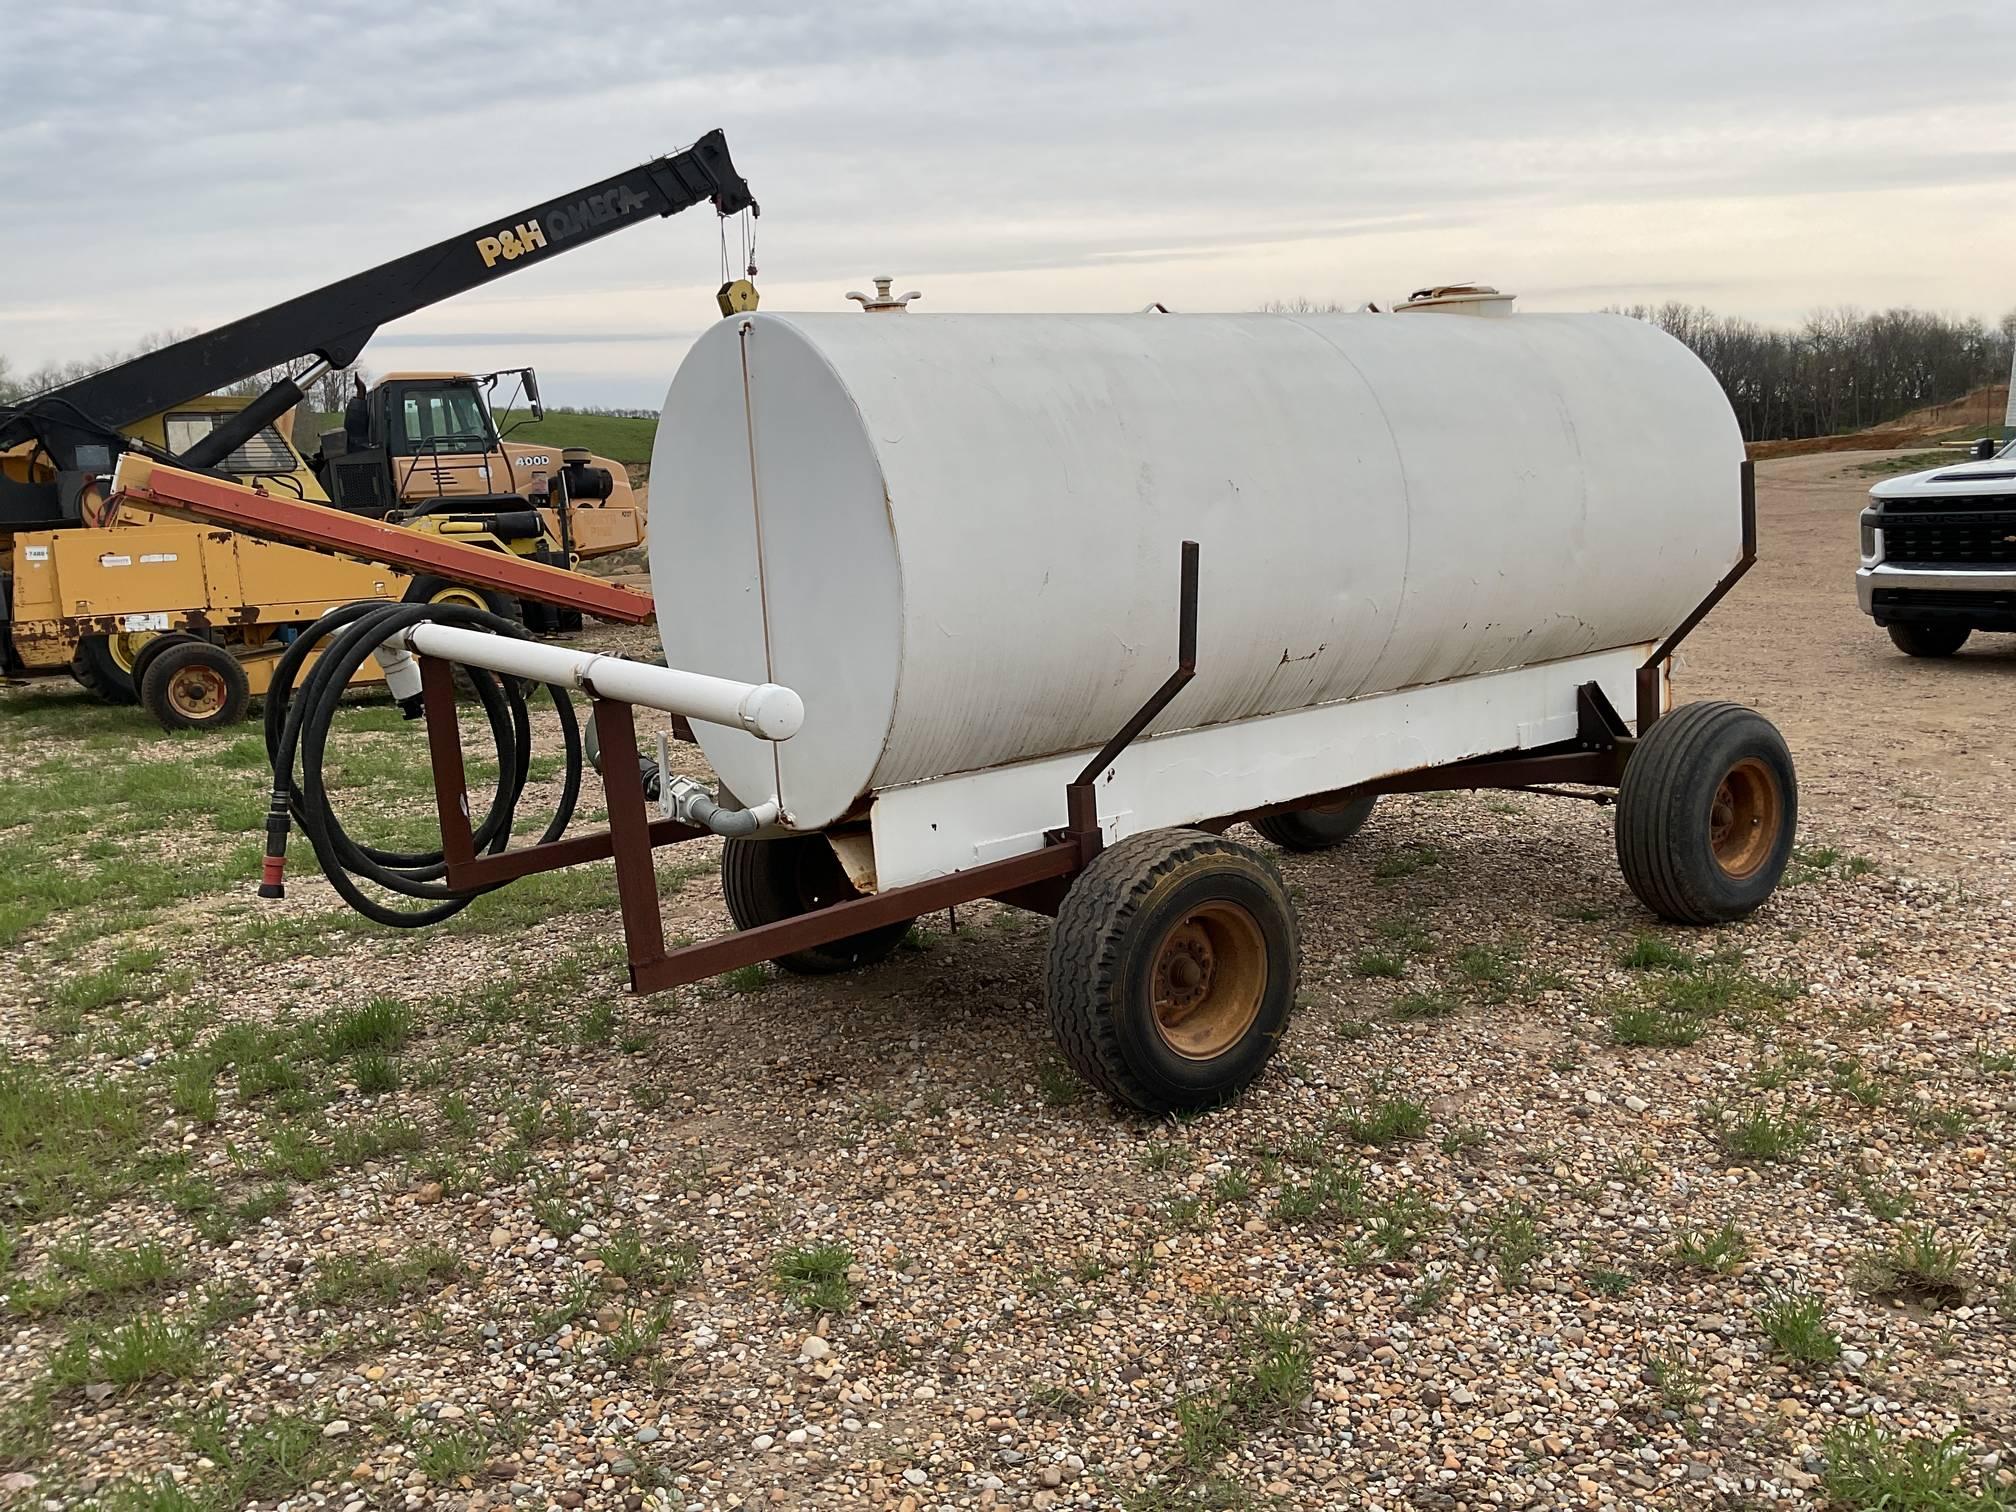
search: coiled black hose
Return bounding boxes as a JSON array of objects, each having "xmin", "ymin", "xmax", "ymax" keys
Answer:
[{"xmin": 259, "ymin": 599, "xmax": 584, "ymax": 927}]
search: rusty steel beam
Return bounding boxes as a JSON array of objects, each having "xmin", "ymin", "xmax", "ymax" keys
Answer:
[
  {"xmin": 1637, "ymin": 459, "xmax": 1756, "ymax": 733},
  {"xmin": 112, "ymin": 457, "xmax": 656, "ymax": 624},
  {"xmin": 596, "ymin": 699, "xmax": 672, "ymax": 983},
  {"xmin": 631, "ymin": 843, "xmax": 1082, "ymax": 994}
]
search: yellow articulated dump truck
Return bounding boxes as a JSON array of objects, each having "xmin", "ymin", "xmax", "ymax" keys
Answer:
[{"xmin": 0, "ymin": 128, "xmax": 756, "ymax": 729}]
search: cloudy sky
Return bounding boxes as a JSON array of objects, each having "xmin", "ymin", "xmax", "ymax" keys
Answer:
[{"xmin": 4, "ymin": 1, "xmax": 2013, "ymax": 407}]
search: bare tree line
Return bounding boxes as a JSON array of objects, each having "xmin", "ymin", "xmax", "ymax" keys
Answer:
[
  {"xmin": 0, "ymin": 333, "xmax": 367, "ymax": 419},
  {"xmin": 1606, "ymin": 302, "xmax": 2016, "ymax": 442}
]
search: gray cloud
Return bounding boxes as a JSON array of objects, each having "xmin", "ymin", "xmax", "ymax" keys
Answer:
[{"xmin": 4, "ymin": 1, "xmax": 2013, "ymax": 406}]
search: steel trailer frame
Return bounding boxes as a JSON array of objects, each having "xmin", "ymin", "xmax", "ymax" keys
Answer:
[{"xmin": 114, "ymin": 456, "xmax": 1756, "ymax": 998}]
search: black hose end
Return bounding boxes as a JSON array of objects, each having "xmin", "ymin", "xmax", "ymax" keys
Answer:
[
  {"xmin": 257, "ymin": 880, "xmax": 286, "ymax": 900},
  {"xmin": 398, "ymin": 693, "xmax": 426, "ymax": 721}
]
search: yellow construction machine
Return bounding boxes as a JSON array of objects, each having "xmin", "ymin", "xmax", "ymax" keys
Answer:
[{"xmin": 1, "ymin": 129, "xmax": 754, "ymax": 729}]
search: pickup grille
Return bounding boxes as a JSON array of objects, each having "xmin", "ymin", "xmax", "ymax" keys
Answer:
[
  {"xmin": 1879, "ymin": 513, "xmax": 2016, "ymax": 566},
  {"xmin": 1877, "ymin": 492, "xmax": 2016, "ymax": 516}
]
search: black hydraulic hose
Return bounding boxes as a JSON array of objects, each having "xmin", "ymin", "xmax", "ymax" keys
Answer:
[{"xmin": 259, "ymin": 599, "xmax": 584, "ymax": 927}]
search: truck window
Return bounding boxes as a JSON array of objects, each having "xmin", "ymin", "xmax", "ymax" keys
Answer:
[
  {"xmin": 164, "ymin": 412, "xmax": 299, "ymax": 476},
  {"xmin": 393, "ymin": 386, "xmax": 493, "ymax": 456}
]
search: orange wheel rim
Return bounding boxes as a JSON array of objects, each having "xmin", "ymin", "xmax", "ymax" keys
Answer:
[
  {"xmin": 167, "ymin": 667, "xmax": 227, "ymax": 719},
  {"xmin": 1709, "ymin": 758, "xmax": 1781, "ymax": 878},
  {"xmin": 1149, "ymin": 900, "xmax": 1268, "ymax": 1060}
]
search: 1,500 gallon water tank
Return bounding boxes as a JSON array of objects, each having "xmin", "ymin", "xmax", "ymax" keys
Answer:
[{"xmin": 649, "ymin": 310, "xmax": 1744, "ymax": 832}]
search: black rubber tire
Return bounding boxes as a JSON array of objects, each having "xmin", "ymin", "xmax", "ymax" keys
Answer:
[
  {"xmin": 403, "ymin": 575, "xmax": 522, "ymax": 625},
  {"xmin": 1046, "ymin": 830, "xmax": 1299, "ymax": 1114},
  {"xmin": 140, "ymin": 640, "xmax": 252, "ymax": 731},
  {"xmin": 1614, "ymin": 701, "xmax": 1797, "ymax": 925},
  {"xmin": 69, "ymin": 634, "xmax": 141, "ymax": 704},
  {"xmin": 127, "ymin": 631, "xmax": 203, "ymax": 694},
  {"xmin": 1252, "ymin": 794, "xmax": 1378, "ymax": 853},
  {"xmin": 1887, "ymin": 622, "xmax": 1971, "ymax": 658},
  {"xmin": 720, "ymin": 834, "xmax": 914, "ymax": 975}
]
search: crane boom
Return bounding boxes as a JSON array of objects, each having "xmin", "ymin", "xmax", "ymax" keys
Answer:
[{"xmin": 1, "ymin": 130, "xmax": 752, "ymax": 522}]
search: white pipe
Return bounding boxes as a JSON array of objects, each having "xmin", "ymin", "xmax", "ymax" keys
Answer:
[{"xmin": 399, "ymin": 622, "xmax": 804, "ymax": 741}]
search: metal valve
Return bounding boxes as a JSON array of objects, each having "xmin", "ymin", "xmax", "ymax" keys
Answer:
[{"xmin": 846, "ymin": 276, "xmax": 921, "ymax": 312}]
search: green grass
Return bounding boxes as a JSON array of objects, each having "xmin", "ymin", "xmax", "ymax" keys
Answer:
[
  {"xmin": 311, "ymin": 997, "xmax": 414, "ymax": 1058},
  {"xmin": 1339, "ymin": 1096, "xmax": 1429, "ymax": 1146},
  {"xmin": 352, "ymin": 1051, "xmax": 401, "ymax": 1095},
  {"xmin": 181, "ymin": 1406, "xmax": 338, "ymax": 1505},
  {"xmin": 48, "ymin": 1312, "xmax": 207, "ymax": 1389},
  {"xmin": 411, "ymin": 1425, "xmax": 487, "ymax": 1482},
  {"xmin": 1757, "ymin": 1287, "xmax": 1841, "ymax": 1364},
  {"xmin": 1821, "ymin": 1422, "xmax": 2011, "ymax": 1510},
  {"xmin": 1619, "ymin": 934, "xmax": 1698, "ymax": 972},
  {"xmin": 312, "ymin": 407, "xmax": 658, "ymax": 468},
  {"xmin": 1710, "ymin": 1104, "xmax": 1815, "ymax": 1163},
  {"xmin": 1390, "ymin": 990, "xmax": 1457, "ymax": 1023},
  {"xmin": 773, "ymin": 1242, "xmax": 854, "ymax": 1313},
  {"xmin": 1349, "ymin": 951, "xmax": 1405, "ymax": 979},
  {"xmin": 597, "ymin": 1229, "xmax": 699, "ymax": 1288},
  {"xmin": 309, "ymin": 1244, "xmax": 464, "ymax": 1308},
  {"xmin": 0, "ymin": 1062, "xmax": 147, "ymax": 1220},
  {"xmin": 1372, "ymin": 845, "xmax": 1441, "ymax": 882},
  {"xmin": 1671, "ymin": 1221, "xmax": 1751, "ymax": 1274},
  {"xmin": 1484, "ymin": 1204, "xmax": 1547, "ymax": 1288},
  {"xmin": 6, "ymin": 1236, "xmax": 182, "ymax": 1319},
  {"xmin": 1856, "ymin": 1224, "xmax": 1972, "ymax": 1308},
  {"xmin": 1611, "ymin": 1001, "xmax": 1708, "ymax": 1047}
]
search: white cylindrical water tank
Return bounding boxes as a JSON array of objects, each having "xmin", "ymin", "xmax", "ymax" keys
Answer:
[{"xmin": 649, "ymin": 311, "xmax": 1744, "ymax": 831}]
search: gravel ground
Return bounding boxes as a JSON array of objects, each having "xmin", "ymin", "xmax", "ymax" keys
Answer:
[{"xmin": 1, "ymin": 454, "xmax": 2011, "ymax": 1511}]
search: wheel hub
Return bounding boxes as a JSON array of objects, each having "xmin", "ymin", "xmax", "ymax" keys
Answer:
[
  {"xmin": 1708, "ymin": 757, "xmax": 1781, "ymax": 879},
  {"xmin": 1149, "ymin": 901, "xmax": 1268, "ymax": 1061},
  {"xmin": 168, "ymin": 668, "xmax": 226, "ymax": 719}
]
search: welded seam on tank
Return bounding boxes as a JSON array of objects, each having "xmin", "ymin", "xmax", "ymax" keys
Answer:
[
  {"xmin": 1278, "ymin": 316, "xmax": 1415, "ymax": 688},
  {"xmin": 737, "ymin": 320, "xmax": 784, "ymax": 809}
]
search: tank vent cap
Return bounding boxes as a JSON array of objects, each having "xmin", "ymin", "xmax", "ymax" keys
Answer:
[
  {"xmin": 846, "ymin": 277, "xmax": 922, "ymax": 312},
  {"xmin": 1395, "ymin": 283, "xmax": 1515, "ymax": 317}
]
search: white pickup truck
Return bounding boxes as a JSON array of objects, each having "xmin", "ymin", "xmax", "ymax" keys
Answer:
[{"xmin": 1858, "ymin": 438, "xmax": 2016, "ymax": 656}]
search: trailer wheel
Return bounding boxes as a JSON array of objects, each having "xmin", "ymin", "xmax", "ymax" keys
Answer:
[
  {"xmin": 720, "ymin": 834, "xmax": 914, "ymax": 975},
  {"xmin": 140, "ymin": 640, "xmax": 251, "ymax": 731},
  {"xmin": 69, "ymin": 633, "xmax": 145, "ymax": 704},
  {"xmin": 1252, "ymin": 794, "xmax": 1378, "ymax": 852},
  {"xmin": 1047, "ymin": 830, "xmax": 1298, "ymax": 1114},
  {"xmin": 1887, "ymin": 622, "xmax": 1970, "ymax": 658},
  {"xmin": 1615, "ymin": 701, "xmax": 1796, "ymax": 925}
]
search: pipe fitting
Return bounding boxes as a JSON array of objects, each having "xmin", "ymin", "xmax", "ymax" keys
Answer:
[{"xmin": 662, "ymin": 774, "xmax": 779, "ymax": 837}]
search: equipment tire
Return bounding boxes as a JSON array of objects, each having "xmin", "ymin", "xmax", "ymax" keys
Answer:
[
  {"xmin": 1614, "ymin": 701, "xmax": 1796, "ymax": 925},
  {"xmin": 140, "ymin": 640, "xmax": 252, "ymax": 732},
  {"xmin": 1252, "ymin": 795, "xmax": 1378, "ymax": 852},
  {"xmin": 720, "ymin": 834, "xmax": 914, "ymax": 975},
  {"xmin": 1047, "ymin": 830, "xmax": 1298, "ymax": 1114},
  {"xmin": 128, "ymin": 631, "xmax": 203, "ymax": 693},
  {"xmin": 1886, "ymin": 622, "xmax": 1970, "ymax": 658},
  {"xmin": 403, "ymin": 575, "xmax": 521, "ymax": 625},
  {"xmin": 69, "ymin": 633, "xmax": 144, "ymax": 703}
]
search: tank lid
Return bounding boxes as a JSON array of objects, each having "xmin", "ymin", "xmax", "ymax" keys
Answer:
[
  {"xmin": 846, "ymin": 276, "xmax": 922, "ymax": 312},
  {"xmin": 1396, "ymin": 283, "xmax": 1516, "ymax": 316}
]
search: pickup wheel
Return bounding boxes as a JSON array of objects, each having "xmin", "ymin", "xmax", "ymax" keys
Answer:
[
  {"xmin": 1615, "ymin": 701, "xmax": 1796, "ymax": 925},
  {"xmin": 1887, "ymin": 622, "xmax": 1970, "ymax": 658},
  {"xmin": 1047, "ymin": 831, "xmax": 1298, "ymax": 1115},
  {"xmin": 720, "ymin": 834, "xmax": 914, "ymax": 975},
  {"xmin": 1252, "ymin": 795, "xmax": 1377, "ymax": 853}
]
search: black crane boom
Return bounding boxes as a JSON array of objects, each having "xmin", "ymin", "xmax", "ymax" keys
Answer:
[{"xmin": 0, "ymin": 129, "xmax": 752, "ymax": 516}]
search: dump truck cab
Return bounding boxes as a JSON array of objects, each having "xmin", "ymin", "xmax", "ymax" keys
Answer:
[
  {"xmin": 1857, "ymin": 437, "xmax": 2016, "ymax": 657},
  {"xmin": 316, "ymin": 370, "xmax": 642, "ymax": 558}
]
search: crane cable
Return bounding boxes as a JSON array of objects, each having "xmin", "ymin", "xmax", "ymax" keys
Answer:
[{"xmin": 259, "ymin": 599, "xmax": 585, "ymax": 927}]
